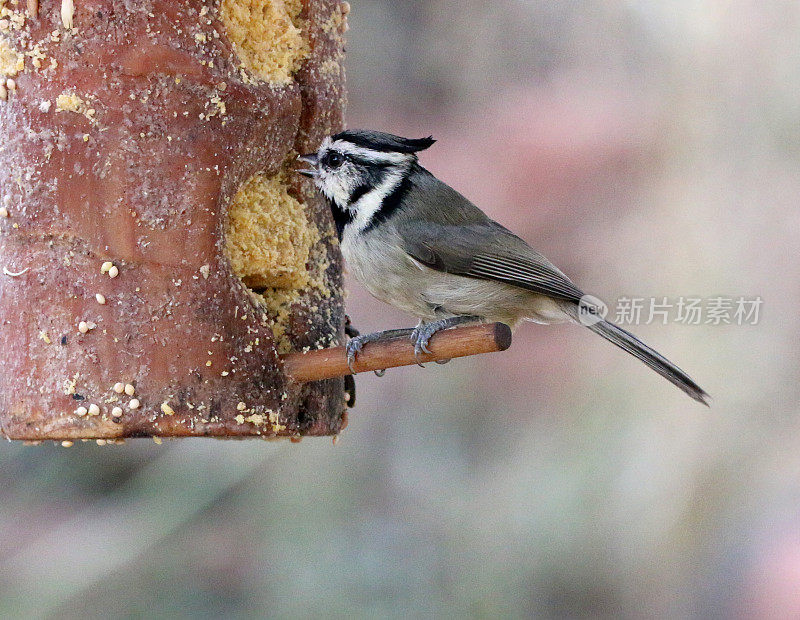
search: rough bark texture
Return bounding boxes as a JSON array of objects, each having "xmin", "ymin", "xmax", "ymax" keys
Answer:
[{"xmin": 0, "ymin": 0, "xmax": 348, "ymax": 441}]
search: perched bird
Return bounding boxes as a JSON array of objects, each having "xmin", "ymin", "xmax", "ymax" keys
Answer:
[{"xmin": 297, "ymin": 130, "xmax": 709, "ymax": 404}]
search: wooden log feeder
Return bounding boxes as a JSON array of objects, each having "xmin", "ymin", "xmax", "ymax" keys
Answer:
[{"xmin": 0, "ymin": 0, "xmax": 511, "ymax": 443}]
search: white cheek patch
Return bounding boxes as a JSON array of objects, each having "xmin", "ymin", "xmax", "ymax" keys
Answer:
[
  {"xmin": 315, "ymin": 173, "xmax": 334, "ymax": 200},
  {"xmin": 316, "ymin": 166, "xmax": 356, "ymax": 210}
]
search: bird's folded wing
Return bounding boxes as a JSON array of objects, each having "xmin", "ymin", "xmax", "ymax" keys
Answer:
[{"xmin": 397, "ymin": 221, "xmax": 585, "ymax": 303}]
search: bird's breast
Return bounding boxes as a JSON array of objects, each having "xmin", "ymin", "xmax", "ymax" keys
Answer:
[{"xmin": 340, "ymin": 228, "xmax": 439, "ymax": 320}]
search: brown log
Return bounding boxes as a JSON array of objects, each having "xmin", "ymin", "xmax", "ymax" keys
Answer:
[
  {"xmin": 282, "ymin": 323, "xmax": 513, "ymax": 383},
  {"xmin": 0, "ymin": 0, "xmax": 349, "ymax": 441}
]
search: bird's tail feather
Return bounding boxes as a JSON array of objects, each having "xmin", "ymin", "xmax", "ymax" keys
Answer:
[{"xmin": 578, "ymin": 315, "xmax": 710, "ymax": 405}]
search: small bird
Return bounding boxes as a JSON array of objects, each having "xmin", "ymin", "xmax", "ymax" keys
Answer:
[{"xmin": 297, "ymin": 130, "xmax": 709, "ymax": 404}]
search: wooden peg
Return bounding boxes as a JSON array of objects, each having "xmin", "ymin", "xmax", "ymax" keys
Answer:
[{"xmin": 282, "ymin": 322, "xmax": 512, "ymax": 383}]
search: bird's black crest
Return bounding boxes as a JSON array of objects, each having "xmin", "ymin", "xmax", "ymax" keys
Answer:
[{"xmin": 332, "ymin": 129, "xmax": 436, "ymax": 154}]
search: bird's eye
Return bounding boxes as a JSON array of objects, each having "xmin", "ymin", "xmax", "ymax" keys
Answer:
[{"xmin": 326, "ymin": 152, "xmax": 344, "ymax": 168}]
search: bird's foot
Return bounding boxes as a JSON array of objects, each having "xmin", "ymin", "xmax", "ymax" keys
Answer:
[
  {"xmin": 410, "ymin": 316, "xmax": 481, "ymax": 365},
  {"xmin": 345, "ymin": 328, "xmax": 414, "ymax": 373},
  {"xmin": 345, "ymin": 333, "xmax": 374, "ymax": 373}
]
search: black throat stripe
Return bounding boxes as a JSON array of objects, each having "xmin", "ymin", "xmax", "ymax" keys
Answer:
[
  {"xmin": 329, "ymin": 197, "xmax": 352, "ymax": 240},
  {"xmin": 348, "ymin": 183, "xmax": 371, "ymax": 205}
]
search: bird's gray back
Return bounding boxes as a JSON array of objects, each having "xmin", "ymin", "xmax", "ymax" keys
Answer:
[{"xmin": 387, "ymin": 165, "xmax": 585, "ymax": 304}]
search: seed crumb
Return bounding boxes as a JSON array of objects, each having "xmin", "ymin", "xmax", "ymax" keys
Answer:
[
  {"xmin": 61, "ymin": 440, "xmax": 74, "ymax": 448},
  {"xmin": 96, "ymin": 439, "xmax": 107, "ymax": 446},
  {"xmin": 56, "ymin": 92, "xmax": 85, "ymax": 113},
  {"xmin": 78, "ymin": 321, "xmax": 89, "ymax": 333},
  {"xmin": 161, "ymin": 402, "xmax": 174, "ymax": 416},
  {"xmin": 100, "ymin": 261, "xmax": 113, "ymax": 273},
  {"xmin": 113, "ymin": 382, "xmax": 124, "ymax": 393},
  {"xmin": 63, "ymin": 375, "xmax": 78, "ymax": 395},
  {"xmin": 108, "ymin": 265, "xmax": 119, "ymax": 278},
  {"xmin": 95, "ymin": 293, "xmax": 106, "ymax": 304},
  {"xmin": 111, "ymin": 406, "xmax": 123, "ymax": 417},
  {"xmin": 88, "ymin": 403, "xmax": 100, "ymax": 416},
  {"xmin": 124, "ymin": 383, "xmax": 135, "ymax": 396},
  {"xmin": 61, "ymin": 0, "xmax": 74, "ymax": 29},
  {"xmin": 153, "ymin": 436, "xmax": 163, "ymax": 445},
  {"xmin": 237, "ymin": 401, "xmax": 246, "ymax": 411},
  {"xmin": 74, "ymin": 406, "xmax": 87, "ymax": 417},
  {"xmin": 38, "ymin": 330, "xmax": 51, "ymax": 344},
  {"xmin": 128, "ymin": 398, "xmax": 140, "ymax": 409},
  {"xmin": 0, "ymin": 207, "xmax": 8, "ymax": 218}
]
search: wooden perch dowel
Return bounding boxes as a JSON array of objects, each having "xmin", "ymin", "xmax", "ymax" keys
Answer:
[{"xmin": 282, "ymin": 322, "xmax": 513, "ymax": 383}]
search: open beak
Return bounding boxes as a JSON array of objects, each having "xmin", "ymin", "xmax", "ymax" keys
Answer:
[{"xmin": 296, "ymin": 153, "xmax": 318, "ymax": 178}]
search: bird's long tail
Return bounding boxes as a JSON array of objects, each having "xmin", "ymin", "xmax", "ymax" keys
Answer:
[{"xmin": 567, "ymin": 305, "xmax": 709, "ymax": 404}]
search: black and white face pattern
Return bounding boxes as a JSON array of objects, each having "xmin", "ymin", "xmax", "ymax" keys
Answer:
[
  {"xmin": 299, "ymin": 130, "xmax": 435, "ymax": 237},
  {"xmin": 312, "ymin": 136, "xmax": 413, "ymax": 231}
]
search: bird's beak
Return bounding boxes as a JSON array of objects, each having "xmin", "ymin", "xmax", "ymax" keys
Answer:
[{"xmin": 296, "ymin": 153, "xmax": 318, "ymax": 178}]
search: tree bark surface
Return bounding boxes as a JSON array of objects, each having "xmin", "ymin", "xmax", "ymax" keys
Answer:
[{"xmin": 0, "ymin": 0, "xmax": 348, "ymax": 440}]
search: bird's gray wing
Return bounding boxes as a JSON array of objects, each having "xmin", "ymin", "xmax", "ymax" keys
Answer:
[{"xmin": 397, "ymin": 220, "xmax": 585, "ymax": 303}]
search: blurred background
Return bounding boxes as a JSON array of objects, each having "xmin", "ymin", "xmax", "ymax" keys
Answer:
[{"xmin": 1, "ymin": 1, "xmax": 798, "ymax": 617}]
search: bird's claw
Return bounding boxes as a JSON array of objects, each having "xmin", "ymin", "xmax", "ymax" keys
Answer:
[
  {"xmin": 345, "ymin": 337, "xmax": 364, "ymax": 374},
  {"xmin": 410, "ymin": 324, "xmax": 434, "ymax": 366},
  {"xmin": 409, "ymin": 316, "xmax": 480, "ymax": 367},
  {"xmin": 346, "ymin": 329, "xmax": 410, "ymax": 373}
]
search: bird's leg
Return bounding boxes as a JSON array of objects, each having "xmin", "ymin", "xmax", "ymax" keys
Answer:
[
  {"xmin": 345, "ymin": 327, "xmax": 415, "ymax": 373},
  {"xmin": 410, "ymin": 315, "xmax": 482, "ymax": 363}
]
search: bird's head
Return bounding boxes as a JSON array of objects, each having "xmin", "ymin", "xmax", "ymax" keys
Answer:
[{"xmin": 297, "ymin": 130, "xmax": 435, "ymax": 216}]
